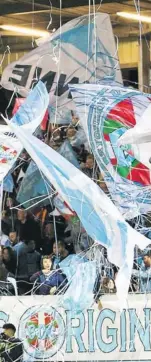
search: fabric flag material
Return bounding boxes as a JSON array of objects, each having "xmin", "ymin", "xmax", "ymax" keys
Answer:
[
  {"xmin": 58, "ymin": 140, "xmax": 80, "ymax": 169},
  {"xmin": 6, "ymin": 119, "xmax": 151, "ymax": 302},
  {"xmin": 11, "ymin": 80, "xmax": 49, "ymax": 132},
  {"xmin": 17, "ymin": 139, "xmax": 79, "ymax": 208},
  {"xmin": 59, "ymin": 261, "xmax": 97, "ymax": 313},
  {"xmin": 70, "ymin": 83, "xmax": 151, "ymax": 220},
  {"xmin": 17, "ymin": 161, "xmax": 53, "ymax": 208},
  {"xmin": 0, "ymin": 81, "xmax": 49, "ymax": 182},
  {"xmin": 119, "ymin": 102, "xmax": 151, "ymax": 145},
  {"xmin": 48, "ymin": 106, "xmax": 72, "ymax": 125},
  {"xmin": 13, "ymin": 97, "xmax": 49, "ymax": 131},
  {"xmin": 12, "ymin": 98, "xmax": 25, "ymax": 116},
  {"xmin": 1, "ymin": 13, "xmax": 122, "ymax": 114},
  {"xmin": 3, "ymin": 172, "xmax": 14, "ymax": 193},
  {"xmin": 59, "ymin": 254, "xmax": 88, "ymax": 281},
  {"xmin": 53, "ymin": 193, "xmax": 76, "ymax": 220}
]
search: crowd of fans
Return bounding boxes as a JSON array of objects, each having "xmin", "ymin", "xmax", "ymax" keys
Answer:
[{"xmin": 0, "ymin": 112, "xmax": 151, "ymax": 298}]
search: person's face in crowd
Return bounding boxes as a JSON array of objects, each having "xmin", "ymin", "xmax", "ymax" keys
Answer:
[
  {"xmin": 43, "ymin": 257, "xmax": 52, "ymax": 271},
  {"xmin": 2, "ymin": 210, "xmax": 7, "ymax": 220},
  {"xmin": 17, "ymin": 209, "xmax": 27, "ymax": 222},
  {"xmin": 3, "ymin": 249, "xmax": 10, "ymax": 261},
  {"xmin": 66, "ymin": 128, "xmax": 76, "ymax": 140},
  {"xmin": 72, "ymin": 116, "xmax": 79, "ymax": 126},
  {"xmin": 143, "ymin": 255, "xmax": 151, "ymax": 267},
  {"xmin": 28, "ymin": 240, "xmax": 35, "ymax": 252},
  {"xmin": 53, "ymin": 128, "xmax": 61, "ymax": 141},
  {"xmin": 3, "ymin": 328, "xmax": 15, "ymax": 338},
  {"xmin": 53, "ymin": 242, "xmax": 66, "ymax": 257},
  {"xmin": 9, "ymin": 232, "xmax": 18, "ymax": 245},
  {"xmin": 45, "ymin": 223, "xmax": 54, "ymax": 239},
  {"xmin": 6, "ymin": 198, "xmax": 13, "ymax": 208},
  {"xmin": 85, "ymin": 157, "xmax": 94, "ymax": 169},
  {"xmin": 99, "ymin": 174, "xmax": 108, "ymax": 193},
  {"xmin": 21, "ymin": 151, "xmax": 28, "ymax": 160}
]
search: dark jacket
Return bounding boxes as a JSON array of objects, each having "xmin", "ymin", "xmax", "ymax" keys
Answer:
[
  {"xmin": 15, "ymin": 242, "xmax": 28, "ymax": 281},
  {"xmin": 2, "ymin": 249, "xmax": 17, "ymax": 275},
  {"xmin": 15, "ymin": 218, "xmax": 42, "ymax": 251},
  {"xmin": 30, "ymin": 270, "xmax": 67, "ymax": 295},
  {"xmin": 26, "ymin": 251, "xmax": 41, "ymax": 278},
  {"xmin": 16, "ymin": 243, "xmax": 41, "ymax": 280},
  {"xmin": 0, "ymin": 333, "xmax": 23, "ymax": 362}
]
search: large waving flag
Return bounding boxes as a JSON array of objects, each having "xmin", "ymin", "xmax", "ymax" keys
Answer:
[
  {"xmin": 1, "ymin": 13, "xmax": 122, "ymax": 114},
  {"xmin": 70, "ymin": 83, "xmax": 151, "ymax": 220},
  {"xmin": 5, "ymin": 118, "xmax": 151, "ymax": 302},
  {"xmin": 0, "ymin": 81, "xmax": 49, "ymax": 182}
]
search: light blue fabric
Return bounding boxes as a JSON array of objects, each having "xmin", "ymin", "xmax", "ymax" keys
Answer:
[
  {"xmin": 54, "ymin": 23, "xmax": 94, "ymax": 56},
  {"xmin": 49, "ymin": 106, "xmax": 71, "ymax": 124},
  {"xmin": 17, "ymin": 161, "xmax": 52, "ymax": 208},
  {"xmin": 3, "ymin": 173, "xmax": 14, "ymax": 192},
  {"xmin": 59, "ymin": 261, "xmax": 97, "ymax": 313},
  {"xmin": 4, "ymin": 239, "xmax": 11, "ymax": 247},
  {"xmin": 58, "ymin": 140, "xmax": 80, "ymax": 169},
  {"xmin": 13, "ymin": 241, "xmax": 24, "ymax": 253},
  {"xmin": 59, "ymin": 254, "xmax": 88, "ymax": 281},
  {"xmin": 11, "ymin": 81, "xmax": 49, "ymax": 127},
  {"xmin": 17, "ymin": 140, "xmax": 79, "ymax": 207}
]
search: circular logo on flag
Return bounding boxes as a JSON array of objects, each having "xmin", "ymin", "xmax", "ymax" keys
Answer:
[
  {"xmin": 103, "ymin": 97, "xmax": 151, "ymax": 186},
  {"xmin": 0, "ymin": 145, "xmax": 17, "ymax": 164},
  {"xmin": 18, "ymin": 305, "xmax": 65, "ymax": 359}
]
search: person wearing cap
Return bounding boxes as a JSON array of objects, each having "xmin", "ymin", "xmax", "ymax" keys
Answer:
[
  {"xmin": 0, "ymin": 323, "xmax": 23, "ymax": 362},
  {"xmin": 132, "ymin": 250, "xmax": 151, "ymax": 293}
]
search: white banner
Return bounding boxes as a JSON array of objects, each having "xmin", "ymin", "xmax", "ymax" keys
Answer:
[
  {"xmin": 0, "ymin": 294, "xmax": 151, "ymax": 361},
  {"xmin": 1, "ymin": 13, "xmax": 122, "ymax": 111}
]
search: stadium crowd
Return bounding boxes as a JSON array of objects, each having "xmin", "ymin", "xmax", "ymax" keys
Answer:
[{"xmin": 0, "ymin": 112, "xmax": 151, "ymax": 297}]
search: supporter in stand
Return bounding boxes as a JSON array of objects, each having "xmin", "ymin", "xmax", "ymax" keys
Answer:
[
  {"xmin": 15, "ymin": 209, "xmax": 42, "ymax": 251},
  {"xmin": 1, "ymin": 220, "xmax": 10, "ymax": 247},
  {"xmin": 52, "ymin": 239, "xmax": 87, "ymax": 285},
  {"xmin": 52, "ymin": 126, "xmax": 62, "ymax": 142},
  {"xmin": 4, "ymin": 197, "xmax": 17, "ymax": 229},
  {"xmin": 52, "ymin": 240, "xmax": 70, "ymax": 269},
  {"xmin": 98, "ymin": 173, "xmax": 109, "ymax": 194},
  {"xmin": 0, "ymin": 246, "xmax": 9, "ymax": 295},
  {"xmin": 30, "ymin": 255, "xmax": 67, "ymax": 295},
  {"xmin": 82, "ymin": 154, "xmax": 95, "ymax": 178},
  {"xmin": 14, "ymin": 240, "xmax": 41, "ymax": 294},
  {"xmin": 13, "ymin": 240, "xmax": 28, "ymax": 294},
  {"xmin": 26, "ymin": 240, "xmax": 41, "ymax": 279},
  {"xmin": 42, "ymin": 222, "xmax": 55, "ymax": 255},
  {"xmin": 0, "ymin": 323, "xmax": 23, "ymax": 362},
  {"xmin": 2, "ymin": 247, "xmax": 17, "ymax": 275},
  {"xmin": 81, "ymin": 154, "xmax": 99, "ymax": 182},
  {"xmin": 6, "ymin": 230, "xmax": 18, "ymax": 248},
  {"xmin": 132, "ymin": 250, "xmax": 151, "ymax": 292}
]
